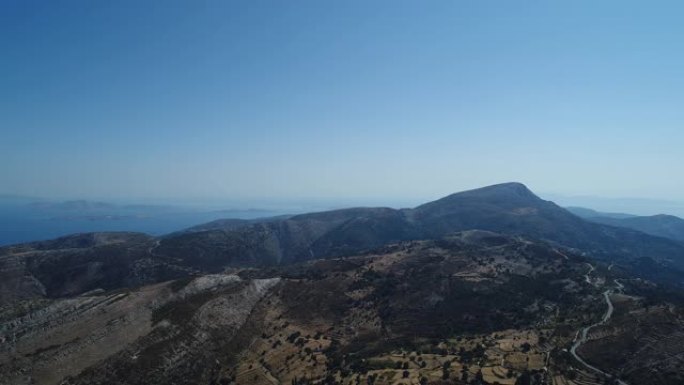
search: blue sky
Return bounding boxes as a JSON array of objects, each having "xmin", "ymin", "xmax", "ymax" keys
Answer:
[{"xmin": 2, "ymin": 0, "xmax": 683, "ymax": 205}]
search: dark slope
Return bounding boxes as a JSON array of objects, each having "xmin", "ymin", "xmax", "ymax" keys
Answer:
[
  {"xmin": 413, "ymin": 183, "xmax": 684, "ymax": 268},
  {"xmin": 184, "ymin": 215, "xmax": 293, "ymax": 233},
  {"xmin": 567, "ymin": 206, "xmax": 684, "ymax": 242},
  {"xmin": 566, "ymin": 206, "xmax": 636, "ymax": 219},
  {"xmin": 413, "ymin": 182, "xmax": 597, "ymax": 244},
  {"xmin": 0, "ymin": 232, "xmax": 193, "ymax": 300},
  {"xmin": 585, "ymin": 214, "xmax": 684, "ymax": 243},
  {"xmin": 155, "ymin": 207, "xmax": 418, "ymax": 270},
  {"xmin": 152, "ymin": 183, "xmax": 684, "ymax": 285}
]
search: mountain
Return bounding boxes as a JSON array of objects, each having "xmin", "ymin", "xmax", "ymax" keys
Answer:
[
  {"xmin": 4, "ymin": 182, "xmax": 684, "ymax": 305},
  {"xmin": 5, "ymin": 185, "xmax": 684, "ymax": 385},
  {"xmin": 155, "ymin": 182, "xmax": 684, "ymax": 280},
  {"xmin": 3, "ymin": 232, "xmax": 683, "ymax": 385},
  {"xmin": 565, "ymin": 206, "xmax": 637, "ymax": 219},
  {"xmin": 412, "ymin": 184, "xmax": 684, "ymax": 267},
  {"xmin": 581, "ymin": 214, "xmax": 684, "ymax": 243}
]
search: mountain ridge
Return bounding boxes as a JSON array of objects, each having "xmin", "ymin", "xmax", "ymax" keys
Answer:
[
  {"xmin": 567, "ymin": 205, "xmax": 684, "ymax": 243},
  {"xmin": 3, "ymin": 182, "xmax": 684, "ymax": 301}
]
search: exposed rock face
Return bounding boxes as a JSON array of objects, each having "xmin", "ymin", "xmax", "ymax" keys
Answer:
[{"xmin": 0, "ymin": 274, "xmax": 279, "ymax": 385}]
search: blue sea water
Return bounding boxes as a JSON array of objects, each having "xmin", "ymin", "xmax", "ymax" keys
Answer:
[{"xmin": 0, "ymin": 202, "xmax": 288, "ymax": 246}]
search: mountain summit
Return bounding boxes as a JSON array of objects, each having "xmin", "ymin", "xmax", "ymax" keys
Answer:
[
  {"xmin": 436, "ymin": 182, "xmax": 541, "ymax": 201},
  {"xmin": 416, "ymin": 182, "xmax": 548, "ymax": 217}
]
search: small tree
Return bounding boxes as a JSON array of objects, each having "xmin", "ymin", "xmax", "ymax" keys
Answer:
[{"xmin": 515, "ymin": 370, "xmax": 532, "ymax": 385}]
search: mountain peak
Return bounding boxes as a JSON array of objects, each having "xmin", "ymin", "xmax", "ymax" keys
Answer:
[
  {"xmin": 461, "ymin": 182, "xmax": 537, "ymax": 198},
  {"xmin": 651, "ymin": 214, "xmax": 682, "ymax": 220},
  {"xmin": 430, "ymin": 182, "xmax": 542, "ymax": 205},
  {"xmin": 413, "ymin": 182, "xmax": 550, "ymax": 222}
]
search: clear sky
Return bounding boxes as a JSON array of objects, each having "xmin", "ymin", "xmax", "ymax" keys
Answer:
[{"xmin": 2, "ymin": 0, "xmax": 683, "ymax": 205}]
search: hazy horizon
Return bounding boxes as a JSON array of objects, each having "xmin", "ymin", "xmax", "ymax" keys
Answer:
[
  {"xmin": 4, "ymin": 182, "xmax": 684, "ymax": 218},
  {"xmin": 3, "ymin": 180, "xmax": 684, "ymax": 247},
  {"xmin": 3, "ymin": 1, "xmax": 684, "ymax": 205}
]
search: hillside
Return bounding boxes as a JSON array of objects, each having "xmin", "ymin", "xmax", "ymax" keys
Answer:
[
  {"xmin": 3, "ymin": 232, "xmax": 683, "ymax": 385},
  {"xmin": 0, "ymin": 232, "xmax": 194, "ymax": 302},
  {"xmin": 4, "ymin": 183, "xmax": 684, "ymax": 304},
  {"xmin": 154, "ymin": 183, "xmax": 684, "ymax": 282},
  {"xmin": 565, "ymin": 207, "xmax": 636, "ymax": 220},
  {"xmin": 583, "ymin": 214, "xmax": 684, "ymax": 243}
]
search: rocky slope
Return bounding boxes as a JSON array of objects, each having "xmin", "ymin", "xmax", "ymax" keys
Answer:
[
  {"xmin": 5, "ymin": 232, "xmax": 683, "ymax": 385},
  {"xmin": 0, "ymin": 273, "xmax": 278, "ymax": 385},
  {"xmin": 0, "ymin": 232, "xmax": 193, "ymax": 303}
]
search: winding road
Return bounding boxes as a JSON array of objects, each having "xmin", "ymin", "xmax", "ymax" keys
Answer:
[
  {"xmin": 569, "ymin": 264, "xmax": 628, "ymax": 385},
  {"xmin": 583, "ymin": 263, "xmax": 595, "ymax": 285},
  {"xmin": 147, "ymin": 239, "xmax": 161, "ymax": 256}
]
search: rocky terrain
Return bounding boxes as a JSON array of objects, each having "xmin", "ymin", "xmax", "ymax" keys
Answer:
[
  {"xmin": 2, "ymin": 231, "xmax": 683, "ymax": 385},
  {"xmin": 3, "ymin": 183, "xmax": 684, "ymax": 385},
  {"xmin": 576, "ymin": 278, "xmax": 684, "ymax": 385},
  {"xmin": 1, "ymin": 272, "xmax": 278, "ymax": 385},
  {"xmin": 0, "ymin": 232, "xmax": 193, "ymax": 304}
]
